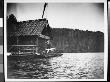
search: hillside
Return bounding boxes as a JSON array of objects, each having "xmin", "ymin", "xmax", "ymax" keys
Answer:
[{"xmin": 50, "ymin": 28, "xmax": 104, "ymax": 53}]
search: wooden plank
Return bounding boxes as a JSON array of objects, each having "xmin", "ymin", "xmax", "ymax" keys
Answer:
[{"xmin": 10, "ymin": 45, "xmax": 38, "ymax": 46}]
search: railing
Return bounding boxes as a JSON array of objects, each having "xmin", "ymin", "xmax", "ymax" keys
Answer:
[
  {"xmin": 8, "ymin": 45, "xmax": 38, "ymax": 55},
  {"xmin": 10, "ymin": 45, "xmax": 37, "ymax": 46}
]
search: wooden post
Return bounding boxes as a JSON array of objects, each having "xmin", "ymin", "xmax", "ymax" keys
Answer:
[
  {"xmin": 36, "ymin": 37, "xmax": 38, "ymax": 53},
  {"xmin": 16, "ymin": 36, "xmax": 19, "ymax": 54},
  {"xmin": 42, "ymin": 3, "xmax": 48, "ymax": 18}
]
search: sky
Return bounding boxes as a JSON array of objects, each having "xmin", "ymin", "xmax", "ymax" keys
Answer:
[{"xmin": 7, "ymin": 3, "xmax": 104, "ymax": 32}]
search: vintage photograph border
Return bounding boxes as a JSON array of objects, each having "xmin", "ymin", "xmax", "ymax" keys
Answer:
[{"xmin": 4, "ymin": 0, "xmax": 108, "ymax": 81}]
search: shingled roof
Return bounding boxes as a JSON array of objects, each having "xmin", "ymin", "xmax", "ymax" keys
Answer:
[{"xmin": 8, "ymin": 17, "xmax": 50, "ymax": 39}]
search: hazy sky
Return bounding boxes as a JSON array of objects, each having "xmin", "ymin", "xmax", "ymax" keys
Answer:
[{"xmin": 7, "ymin": 3, "xmax": 104, "ymax": 32}]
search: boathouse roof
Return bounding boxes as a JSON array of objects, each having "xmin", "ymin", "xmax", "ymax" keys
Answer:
[{"xmin": 7, "ymin": 14, "xmax": 50, "ymax": 39}]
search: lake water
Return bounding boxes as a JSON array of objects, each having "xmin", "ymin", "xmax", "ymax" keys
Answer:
[{"xmin": 7, "ymin": 53, "xmax": 104, "ymax": 79}]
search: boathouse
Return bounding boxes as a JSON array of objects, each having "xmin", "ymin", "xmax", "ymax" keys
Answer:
[{"xmin": 7, "ymin": 14, "xmax": 52, "ymax": 55}]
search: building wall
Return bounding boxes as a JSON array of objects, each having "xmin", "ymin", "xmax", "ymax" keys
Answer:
[{"xmin": 7, "ymin": 35, "xmax": 48, "ymax": 54}]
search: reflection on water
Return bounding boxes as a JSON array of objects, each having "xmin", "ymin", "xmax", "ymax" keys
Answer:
[
  {"xmin": 7, "ymin": 53, "xmax": 104, "ymax": 79},
  {"xmin": 8, "ymin": 55, "xmax": 54, "ymax": 79}
]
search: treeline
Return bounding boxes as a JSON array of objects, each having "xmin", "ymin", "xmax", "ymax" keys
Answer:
[{"xmin": 50, "ymin": 28, "xmax": 104, "ymax": 53}]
